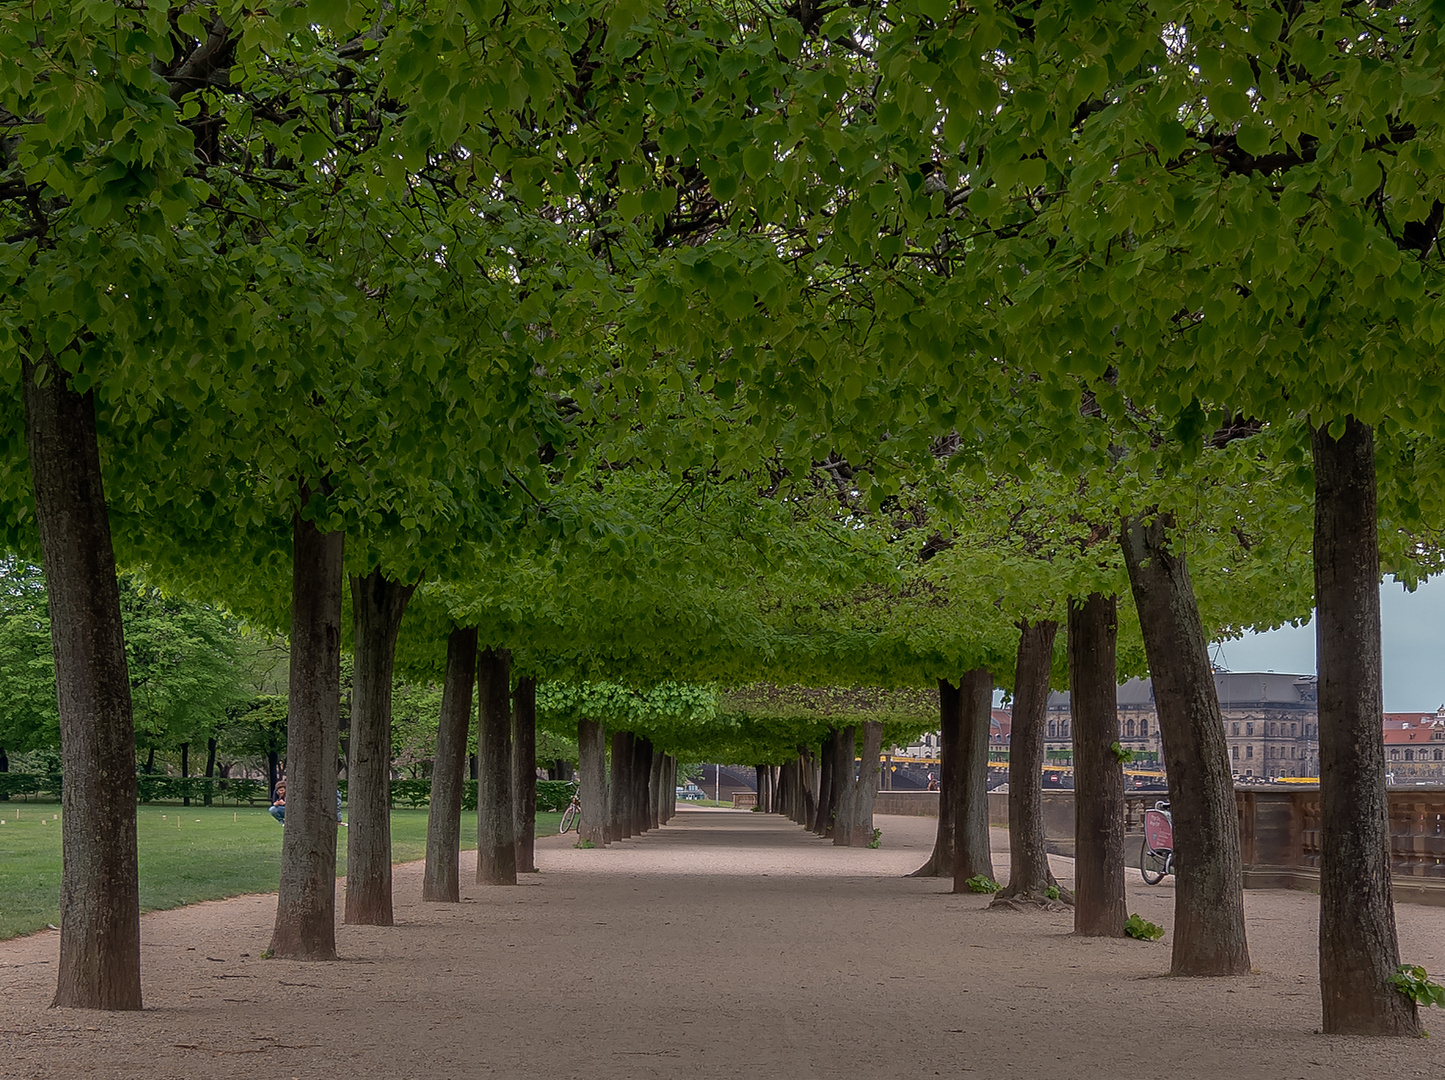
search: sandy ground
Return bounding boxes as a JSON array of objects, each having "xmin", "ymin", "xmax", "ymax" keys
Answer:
[{"xmin": 1, "ymin": 809, "xmax": 1442, "ymax": 1080}]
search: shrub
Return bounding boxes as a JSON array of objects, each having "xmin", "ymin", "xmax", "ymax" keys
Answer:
[
  {"xmin": 535, "ymin": 780, "xmax": 575, "ymax": 812},
  {"xmin": 965, "ymin": 874, "xmax": 1002, "ymax": 894},
  {"xmin": 1390, "ymin": 965, "xmax": 1445, "ymax": 1008},
  {"xmin": 1124, "ymin": 913, "xmax": 1165, "ymax": 940}
]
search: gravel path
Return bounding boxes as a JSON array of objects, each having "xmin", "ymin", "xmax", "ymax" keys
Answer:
[{"xmin": 1, "ymin": 809, "xmax": 1442, "ymax": 1079}]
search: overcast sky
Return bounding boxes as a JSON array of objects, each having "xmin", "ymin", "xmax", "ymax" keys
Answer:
[{"xmin": 1212, "ymin": 577, "xmax": 1445, "ymax": 713}]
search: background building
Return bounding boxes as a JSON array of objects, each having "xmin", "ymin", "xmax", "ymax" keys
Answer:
[{"xmin": 1045, "ymin": 671, "xmax": 1322, "ymax": 779}]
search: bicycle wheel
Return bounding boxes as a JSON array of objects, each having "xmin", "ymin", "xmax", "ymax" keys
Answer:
[
  {"xmin": 560, "ymin": 805, "xmax": 580, "ymax": 834},
  {"xmin": 1140, "ymin": 845, "xmax": 1167, "ymax": 885}
]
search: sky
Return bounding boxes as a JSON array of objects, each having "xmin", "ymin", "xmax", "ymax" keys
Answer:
[{"xmin": 1212, "ymin": 577, "xmax": 1445, "ymax": 713}]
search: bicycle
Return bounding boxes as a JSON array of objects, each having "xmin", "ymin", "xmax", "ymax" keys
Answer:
[
  {"xmin": 1140, "ymin": 800, "xmax": 1174, "ymax": 885},
  {"xmin": 559, "ymin": 784, "xmax": 582, "ymax": 834}
]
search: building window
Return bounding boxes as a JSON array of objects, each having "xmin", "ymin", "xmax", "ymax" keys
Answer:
[
  {"xmin": 1231, "ymin": 746, "xmax": 1238, "ymax": 760},
  {"xmin": 1291, "ymin": 723, "xmax": 1297, "ymax": 737},
  {"xmin": 1436, "ymin": 749, "xmax": 1443, "ymax": 762},
  {"xmin": 1391, "ymin": 749, "xmax": 1400, "ymax": 761},
  {"xmin": 1246, "ymin": 746, "xmax": 1253, "ymax": 759},
  {"xmin": 1406, "ymin": 750, "xmax": 1415, "ymax": 762},
  {"xmin": 1126, "ymin": 719, "xmax": 1135, "ymax": 737},
  {"xmin": 1246, "ymin": 722, "xmax": 1254, "ymax": 736},
  {"xmin": 1232, "ymin": 723, "xmax": 1240, "ymax": 736},
  {"xmin": 1048, "ymin": 721, "xmax": 1056, "ymax": 738},
  {"xmin": 1140, "ymin": 719, "xmax": 1148, "ymax": 737}
]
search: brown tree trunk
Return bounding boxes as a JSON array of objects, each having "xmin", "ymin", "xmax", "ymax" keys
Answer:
[
  {"xmin": 345, "ymin": 569, "xmax": 415, "ymax": 926},
  {"xmin": 513, "ymin": 676, "xmax": 538, "ymax": 872},
  {"xmin": 649, "ymin": 749, "xmax": 664, "ymax": 829},
  {"xmin": 269, "ymin": 493, "xmax": 344, "ymax": 960},
  {"xmin": 203, "ymin": 737, "xmax": 217, "ymax": 807},
  {"xmin": 799, "ymin": 749, "xmax": 817, "ymax": 829},
  {"xmin": 632, "ymin": 737, "xmax": 650, "ymax": 834},
  {"xmin": 912, "ymin": 678, "xmax": 961, "ymax": 877},
  {"xmin": 755, "ymin": 765, "xmax": 769, "ymax": 813},
  {"xmin": 828, "ymin": 729, "xmax": 849, "ymax": 837},
  {"xmin": 952, "ymin": 669, "xmax": 996, "ymax": 891},
  {"xmin": 1312, "ymin": 418, "xmax": 1419, "ymax": 1035},
  {"xmin": 995, "ymin": 620, "xmax": 1064, "ymax": 905},
  {"xmin": 25, "ymin": 354, "xmax": 142, "ymax": 1009},
  {"xmin": 839, "ymin": 721, "xmax": 884, "ymax": 846},
  {"xmin": 607, "ymin": 731, "xmax": 627, "ymax": 841},
  {"xmin": 814, "ymin": 730, "xmax": 835, "ymax": 836},
  {"xmin": 832, "ymin": 726, "xmax": 858, "ymax": 846},
  {"xmin": 475, "ymin": 646, "xmax": 516, "ymax": 885},
  {"xmin": 1069, "ymin": 593, "xmax": 1126, "ymax": 938},
  {"xmin": 577, "ymin": 718, "xmax": 609, "ymax": 845},
  {"xmin": 423, "ymin": 626, "xmax": 477, "ymax": 902},
  {"xmin": 1123, "ymin": 515, "xmax": 1250, "ymax": 974}
]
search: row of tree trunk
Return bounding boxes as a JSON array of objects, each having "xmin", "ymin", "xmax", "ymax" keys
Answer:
[
  {"xmin": 902, "ymin": 424, "xmax": 1417, "ymax": 1037},
  {"xmin": 571, "ymin": 720, "xmax": 676, "ymax": 847},
  {"xmin": 417, "ymin": 638, "xmax": 546, "ymax": 899},
  {"xmin": 759, "ymin": 722, "xmax": 885, "ymax": 847}
]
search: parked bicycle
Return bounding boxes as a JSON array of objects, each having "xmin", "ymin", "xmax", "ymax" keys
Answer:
[
  {"xmin": 559, "ymin": 783, "xmax": 582, "ymax": 834},
  {"xmin": 1140, "ymin": 800, "xmax": 1175, "ymax": 884}
]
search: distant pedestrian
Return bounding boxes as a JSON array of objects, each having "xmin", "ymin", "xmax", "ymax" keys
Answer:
[
  {"xmin": 926, "ymin": 773, "xmax": 939, "ymax": 791},
  {"xmin": 269, "ymin": 781, "xmax": 286, "ymax": 824}
]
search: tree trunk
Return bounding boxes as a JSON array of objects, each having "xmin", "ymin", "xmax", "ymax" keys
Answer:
[
  {"xmin": 995, "ymin": 620, "xmax": 1063, "ymax": 905},
  {"xmin": 814, "ymin": 730, "xmax": 835, "ymax": 836},
  {"xmin": 952, "ymin": 669, "xmax": 995, "ymax": 891},
  {"xmin": 25, "ymin": 353, "xmax": 142, "ymax": 1009},
  {"xmin": 577, "ymin": 719, "xmax": 609, "ymax": 846},
  {"xmin": 1069, "ymin": 593, "xmax": 1127, "ymax": 938},
  {"xmin": 912, "ymin": 678, "xmax": 961, "ymax": 877},
  {"xmin": 475, "ymin": 646, "xmax": 516, "ymax": 885},
  {"xmin": 1312, "ymin": 418, "xmax": 1419, "ymax": 1035},
  {"xmin": 143, "ymin": 747, "xmax": 155, "ymax": 775},
  {"xmin": 267, "ymin": 749, "xmax": 280, "ymax": 803},
  {"xmin": 649, "ymin": 748, "xmax": 664, "ymax": 829},
  {"xmin": 755, "ymin": 765, "xmax": 769, "ymax": 814},
  {"xmin": 203, "ymin": 737, "xmax": 217, "ymax": 808},
  {"xmin": 1122, "ymin": 514, "xmax": 1250, "ymax": 974},
  {"xmin": 832, "ymin": 726, "xmax": 857, "ymax": 846},
  {"xmin": 633, "ymin": 737, "xmax": 652, "ymax": 834},
  {"xmin": 423, "ymin": 626, "xmax": 477, "ymax": 902},
  {"xmin": 345, "ymin": 569, "xmax": 416, "ymax": 926},
  {"xmin": 609, "ymin": 730, "xmax": 629, "ymax": 841},
  {"xmin": 836, "ymin": 721, "xmax": 884, "ymax": 847},
  {"xmin": 799, "ymin": 749, "xmax": 817, "ymax": 829},
  {"xmin": 269, "ymin": 494, "xmax": 344, "ymax": 960},
  {"xmin": 513, "ymin": 676, "xmax": 538, "ymax": 872}
]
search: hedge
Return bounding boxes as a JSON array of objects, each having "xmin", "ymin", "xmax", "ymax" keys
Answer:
[{"xmin": 0, "ymin": 773, "xmax": 578, "ymax": 810}]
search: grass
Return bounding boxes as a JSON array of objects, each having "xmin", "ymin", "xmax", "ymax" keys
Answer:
[{"xmin": 0, "ymin": 802, "xmax": 564, "ymax": 941}]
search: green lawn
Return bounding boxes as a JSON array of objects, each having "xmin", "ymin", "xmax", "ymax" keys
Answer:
[{"xmin": 0, "ymin": 804, "xmax": 564, "ymax": 941}]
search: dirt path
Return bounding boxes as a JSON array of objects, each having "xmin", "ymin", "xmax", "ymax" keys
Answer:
[{"xmin": 1, "ymin": 809, "xmax": 1441, "ymax": 1079}]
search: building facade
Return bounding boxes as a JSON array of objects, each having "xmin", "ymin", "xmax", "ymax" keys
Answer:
[
  {"xmin": 1045, "ymin": 671, "xmax": 1324, "ymax": 780},
  {"xmin": 1384, "ymin": 713, "xmax": 1445, "ymax": 781}
]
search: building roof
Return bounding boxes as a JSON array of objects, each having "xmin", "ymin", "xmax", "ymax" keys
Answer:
[
  {"xmin": 1384, "ymin": 725, "xmax": 1445, "ymax": 744},
  {"xmin": 1047, "ymin": 672, "xmax": 1318, "ymax": 711}
]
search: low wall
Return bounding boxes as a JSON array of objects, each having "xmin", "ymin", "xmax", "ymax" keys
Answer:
[
  {"xmin": 873, "ymin": 791, "xmax": 939, "ymax": 817},
  {"xmin": 887, "ymin": 785, "xmax": 1445, "ymax": 906}
]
